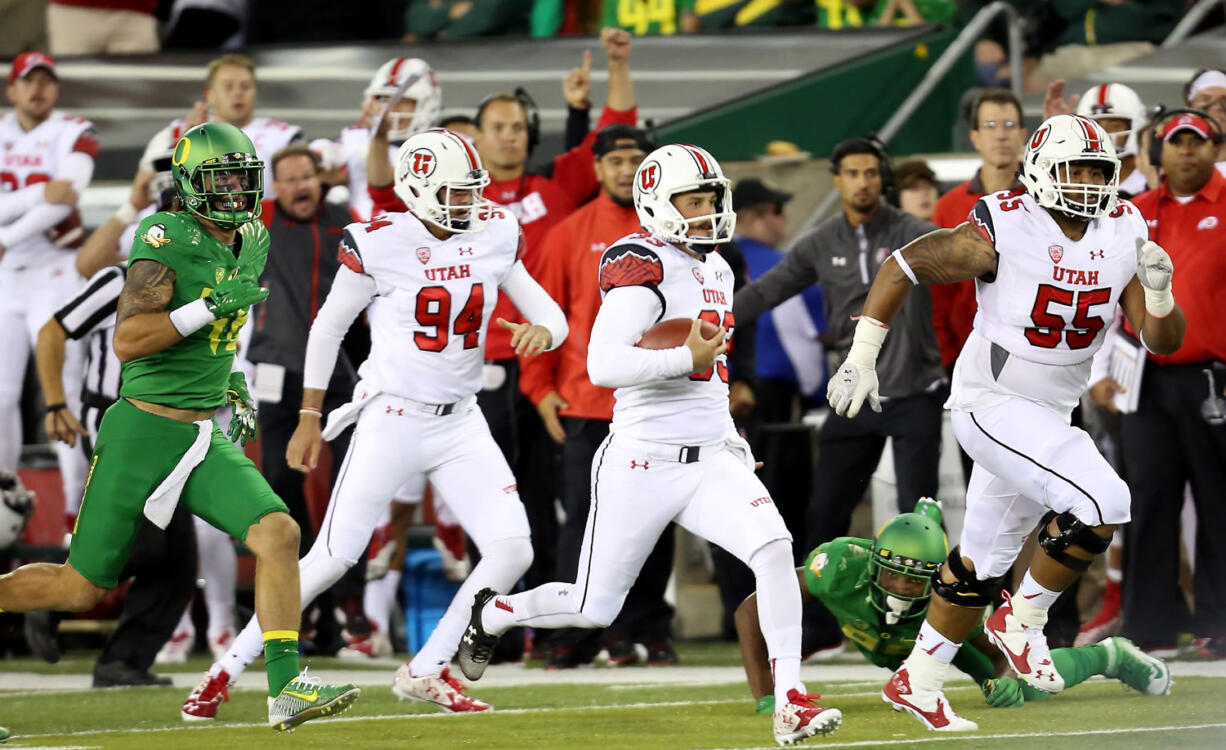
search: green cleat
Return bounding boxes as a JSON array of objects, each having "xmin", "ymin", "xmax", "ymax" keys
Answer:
[
  {"xmin": 0, "ymin": 725, "xmax": 10, "ymax": 742},
  {"xmin": 1100, "ymin": 636, "xmax": 1173, "ymax": 696},
  {"xmin": 267, "ymin": 669, "xmax": 361, "ymax": 732}
]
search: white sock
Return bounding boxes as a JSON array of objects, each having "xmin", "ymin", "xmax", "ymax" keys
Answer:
[
  {"xmin": 194, "ymin": 518, "xmax": 237, "ymax": 638},
  {"xmin": 915, "ymin": 620, "xmax": 961, "ymax": 664},
  {"xmin": 218, "ymin": 616, "xmax": 263, "ymax": 679},
  {"xmin": 1014, "ymin": 572, "xmax": 1061, "ymax": 626},
  {"xmin": 481, "ymin": 582, "xmax": 593, "ymax": 634},
  {"xmin": 408, "ymin": 536, "xmax": 532, "ymax": 677},
  {"xmin": 364, "ymin": 570, "xmax": 401, "ymax": 636},
  {"xmin": 904, "ymin": 646, "xmax": 953, "ymax": 693},
  {"xmin": 747, "ymin": 539, "xmax": 802, "ymax": 709}
]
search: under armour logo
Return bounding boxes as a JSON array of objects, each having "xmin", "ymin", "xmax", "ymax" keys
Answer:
[
  {"xmin": 1089, "ymin": 249, "xmax": 1105, "ymax": 260},
  {"xmin": 1034, "ymin": 669, "xmax": 1050, "ymax": 680},
  {"xmin": 463, "ymin": 630, "xmax": 474, "ymax": 645},
  {"xmin": 458, "ymin": 247, "xmax": 473, "ymax": 256},
  {"xmin": 831, "ymin": 256, "xmax": 847, "ymax": 267},
  {"xmin": 630, "ymin": 460, "xmax": 650, "ymax": 470},
  {"xmin": 386, "ymin": 405, "xmax": 405, "ymax": 416}
]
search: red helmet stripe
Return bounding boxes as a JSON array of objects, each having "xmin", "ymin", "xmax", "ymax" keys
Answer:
[
  {"xmin": 683, "ymin": 144, "xmax": 711, "ymax": 174},
  {"xmin": 1076, "ymin": 115, "xmax": 1102, "ymax": 151},
  {"xmin": 1097, "ymin": 84, "xmax": 1110, "ymax": 107},
  {"xmin": 386, "ymin": 58, "xmax": 406, "ymax": 87},
  {"xmin": 442, "ymin": 129, "xmax": 479, "ymax": 170}
]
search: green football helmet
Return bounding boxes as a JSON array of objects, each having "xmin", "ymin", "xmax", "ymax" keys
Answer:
[
  {"xmin": 171, "ymin": 122, "xmax": 264, "ymax": 229},
  {"xmin": 869, "ymin": 509, "xmax": 949, "ymax": 621}
]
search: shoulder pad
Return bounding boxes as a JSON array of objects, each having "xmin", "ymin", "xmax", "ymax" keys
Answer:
[{"xmin": 599, "ymin": 243, "xmax": 664, "ymax": 293}]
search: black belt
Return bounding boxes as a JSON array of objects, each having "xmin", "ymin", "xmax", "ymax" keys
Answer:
[
  {"xmin": 80, "ymin": 390, "xmax": 118, "ymax": 411},
  {"xmin": 432, "ymin": 402, "xmax": 456, "ymax": 416},
  {"xmin": 678, "ymin": 446, "xmax": 701, "ymax": 463}
]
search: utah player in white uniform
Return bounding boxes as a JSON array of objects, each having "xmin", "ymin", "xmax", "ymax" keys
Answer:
[
  {"xmin": 456, "ymin": 144, "xmax": 842, "ymax": 746},
  {"xmin": 312, "ymin": 57, "xmax": 442, "ymax": 221},
  {"xmin": 1074, "ymin": 83, "xmax": 1149, "ymax": 197},
  {"xmin": 181, "ymin": 128, "xmax": 567, "ymax": 719},
  {"xmin": 143, "ymin": 54, "xmax": 303, "ymax": 199},
  {"xmin": 0, "ymin": 52, "xmax": 96, "ymax": 509},
  {"xmin": 826, "ymin": 115, "xmax": 1186, "ymax": 731}
]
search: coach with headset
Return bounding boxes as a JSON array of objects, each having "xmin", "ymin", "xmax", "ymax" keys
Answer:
[
  {"xmin": 734, "ymin": 138, "xmax": 944, "ymax": 552},
  {"xmin": 1121, "ymin": 107, "xmax": 1226, "ymax": 657}
]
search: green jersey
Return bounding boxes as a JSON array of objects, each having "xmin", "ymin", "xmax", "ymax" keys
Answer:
[
  {"xmin": 603, "ymin": 0, "xmax": 694, "ymax": 35},
  {"xmin": 120, "ymin": 211, "xmax": 269, "ymax": 410},
  {"xmin": 803, "ymin": 538, "xmax": 995, "ymax": 683}
]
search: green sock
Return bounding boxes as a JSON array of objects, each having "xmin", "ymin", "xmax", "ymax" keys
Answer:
[
  {"xmin": 263, "ymin": 630, "xmax": 301, "ymax": 697},
  {"xmin": 1020, "ymin": 645, "xmax": 1108, "ymax": 702}
]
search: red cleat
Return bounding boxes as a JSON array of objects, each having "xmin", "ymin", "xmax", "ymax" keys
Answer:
[{"xmin": 181, "ymin": 669, "xmax": 230, "ymax": 721}]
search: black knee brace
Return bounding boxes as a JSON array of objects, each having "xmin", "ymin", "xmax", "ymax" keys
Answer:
[
  {"xmin": 930, "ymin": 546, "xmax": 1007, "ymax": 608},
  {"xmin": 1037, "ymin": 510, "xmax": 1111, "ymax": 573}
]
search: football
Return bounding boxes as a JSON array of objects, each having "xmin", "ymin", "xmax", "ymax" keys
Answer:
[
  {"xmin": 46, "ymin": 208, "xmax": 85, "ymax": 249},
  {"xmin": 636, "ymin": 317, "xmax": 719, "ymax": 350}
]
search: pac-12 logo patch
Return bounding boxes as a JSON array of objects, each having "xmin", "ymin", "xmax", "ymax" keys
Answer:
[
  {"xmin": 692, "ymin": 267, "xmax": 704, "ymax": 284},
  {"xmin": 408, "ymin": 148, "xmax": 436, "ymax": 178},
  {"xmin": 416, "ymin": 247, "xmax": 431, "ymax": 264},
  {"xmin": 140, "ymin": 223, "xmax": 171, "ymax": 248},
  {"xmin": 1048, "ymin": 244, "xmax": 1064, "ymax": 263}
]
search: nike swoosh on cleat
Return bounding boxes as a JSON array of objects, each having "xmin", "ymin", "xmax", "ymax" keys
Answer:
[{"xmin": 285, "ymin": 690, "xmax": 319, "ymax": 702}]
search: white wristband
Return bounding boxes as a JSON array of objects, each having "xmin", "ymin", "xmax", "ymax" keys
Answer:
[
  {"xmin": 113, "ymin": 201, "xmax": 139, "ymax": 226},
  {"xmin": 169, "ymin": 298, "xmax": 217, "ymax": 337},
  {"xmin": 1143, "ymin": 285, "xmax": 1174, "ymax": 319}
]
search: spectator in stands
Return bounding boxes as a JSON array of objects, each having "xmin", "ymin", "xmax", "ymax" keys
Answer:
[
  {"xmin": 1124, "ymin": 112, "xmax": 1226, "ymax": 659},
  {"xmin": 45, "ymin": 0, "xmax": 158, "ymax": 55},
  {"xmin": 405, "ymin": 0, "xmax": 532, "ymax": 41},
  {"xmin": 0, "ymin": 51, "xmax": 96, "ymax": 546},
  {"xmin": 604, "ymin": 0, "xmax": 698, "ymax": 35},
  {"xmin": 930, "ymin": 89, "xmax": 1025, "ymax": 377},
  {"xmin": 34, "ymin": 194, "xmax": 196, "ymax": 685},
  {"xmin": 369, "ymin": 29, "xmax": 637, "ymax": 652},
  {"xmin": 734, "ymin": 138, "xmax": 942, "ymax": 551},
  {"xmin": 519, "ymin": 124, "xmax": 679, "ymax": 668},
  {"xmin": 1184, "ymin": 68, "xmax": 1226, "ymax": 165},
  {"xmin": 143, "ymin": 54, "xmax": 305, "ymax": 199},
  {"xmin": 892, "ymin": 160, "xmax": 939, "ymax": 222}
]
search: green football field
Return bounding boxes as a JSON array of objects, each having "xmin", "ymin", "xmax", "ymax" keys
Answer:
[{"xmin": 1, "ymin": 644, "xmax": 1223, "ymax": 750}]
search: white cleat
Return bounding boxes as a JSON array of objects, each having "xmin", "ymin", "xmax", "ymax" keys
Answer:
[
  {"xmin": 985, "ymin": 592, "xmax": 1064, "ymax": 693},
  {"xmin": 773, "ymin": 688, "xmax": 842, "ymax": 745},
  {"xmin": 882, "ymin": 665, "xmax": 978, "ymax": 732},
  {"xmin": 392, "ymin": 664, "xmax": 492, "ymax": 712}
]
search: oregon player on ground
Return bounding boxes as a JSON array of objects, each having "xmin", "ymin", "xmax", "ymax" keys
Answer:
[
  {"xmin": 737, "ymin": 499, "xmax": 1171, "ymax": 717},
  {"xmin": 0, "ymin": 123, "xmax": 358, "ymax": 732}
]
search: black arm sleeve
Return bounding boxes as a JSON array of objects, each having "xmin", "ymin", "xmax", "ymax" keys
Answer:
[{"xmin": 563, "ymin": 105, "xmax": 592, "ymax": 152}]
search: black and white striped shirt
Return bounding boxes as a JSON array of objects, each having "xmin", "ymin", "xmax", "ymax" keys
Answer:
[{"xmin": 53, "ymin": 265, "xmax": 125, "ymax": 404}]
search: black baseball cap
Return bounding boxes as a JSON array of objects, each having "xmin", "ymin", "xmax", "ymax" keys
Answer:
[
  {"xmin": 732, "ymin": 178, "xmax": 792, "ymax": 210},
  {"xmin": 593, "ymin": 124, "xmax": 654, "ymax": 158}
]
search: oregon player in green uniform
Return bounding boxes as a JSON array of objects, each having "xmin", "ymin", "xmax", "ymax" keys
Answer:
[
  {"xmin": 737, "ymin": 499, "xmax": 1172, "ymax": 717},
  {"xmin": 0, "ymin": 123, "xmax": 358, "ymax": 732}
]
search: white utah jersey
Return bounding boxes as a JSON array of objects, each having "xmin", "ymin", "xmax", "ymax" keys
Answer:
[
  {"xmin": 145, "ymin": 116, "xmax": 303, "ymax": 197},
  {"xmin": 0, "ymin": 111, "xmax": 96, "ymax": 265},
  {"xmin": 597, "ymin": 232, "xmax": 736, "ymax": 444},
  {"xmin": 949, "ymin": 190, "xmax": 1144, "ymax": 414},
  {"xmin": 340, "ymin": 207, "xmax": 523, "ymax": 403}
]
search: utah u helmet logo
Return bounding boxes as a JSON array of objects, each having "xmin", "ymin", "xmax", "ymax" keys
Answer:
[
  {"xmin": 639, "ymin": 162, "xmax": 660, "ymax": 192},
  {"xmin": 409, "ymin": 148, "xmax": 435, "ymax": 177}
]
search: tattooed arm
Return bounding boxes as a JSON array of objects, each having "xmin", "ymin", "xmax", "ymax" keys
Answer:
[
  {"xmin": 112, "ymin": 259, "xmax": 180, "ymax": 362},
  {"xmin": 861, "ymin": 222, "xmax": 998, "ymax": 324}
]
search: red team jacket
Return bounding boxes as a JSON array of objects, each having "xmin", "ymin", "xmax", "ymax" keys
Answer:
[{"xmin": 368, "ymin": 104, "xmax": 638, "ymax": 361}]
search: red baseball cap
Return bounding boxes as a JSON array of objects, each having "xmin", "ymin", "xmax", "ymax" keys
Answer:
[
  {"xmin": 1163, "ymin": 113, "xmax": 1214, "ymax": 142},
  {"xmin": 7, "ymin": 52, "xmax": 57, "ymax": 85}
]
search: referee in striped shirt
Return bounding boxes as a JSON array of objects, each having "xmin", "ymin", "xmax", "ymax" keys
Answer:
[{"xmin": 34, "ymin": 256, "xmax": 197, "ymax": 686}]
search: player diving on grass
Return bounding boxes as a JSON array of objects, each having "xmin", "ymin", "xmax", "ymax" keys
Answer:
[
  {"xmin": 0, "ymin": 122, "xmax": 360, "ymax": 732},
  {"xmin": 824, "ymin": 114, "xmax": 1185, "ymax": 730},
  {"xmin": 183, "ymin": 126, "xmax": 568, "ymax": 719},
  {"xmin": 737, "ymin": 499, "xmax": 1172, "ymax": 720},
  {"xmin": 456, "ymin": 143, "xmax": 842, "ymax": 747}
]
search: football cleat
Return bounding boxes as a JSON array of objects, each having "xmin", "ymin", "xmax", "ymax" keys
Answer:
[
  {"xmin": 267, "ymin": 669, "xmax": 360, "ymax": 732},
  {"xmin": 600, "ymin": 640, "xmax": 645, "ymax": 667},
  {"xmin": 882, "ymin": 665, "xmax": 978, "ymax": 732},
  {"xmin": 157, "ymin": 628, "xmax": 194, "ymax": 665},
  {"xmin": 1101, "ymin": 636, "xmax": 1172, "ymax": 695},
  {"xmin": 182, "ymin": 668, "xmax": 230, "ymax": 721},
  {"xmin": 338, "ymin": 629, "xmax": 393, "ymax": 660},
  {"xmin": 208, "ymin": 629, "xmax": 235, "ymax": 661},
  {"xmin": 985, "ymin": 592, "xmax": 1064, "ymax": 693},
  {"xmin": 392, "ymin": 664, "xmax": 491, "ymax": 712},
  {"xmin": 457, "ymin": 588, "xmax": 501, "ymax": 681},
  {"xmin": 1074, "ymin": 581, "xmax": 1122, "ymax": 646},
  {"xmin": 773, "ymin": 688, "xmax": 842, "ymax": 745}
]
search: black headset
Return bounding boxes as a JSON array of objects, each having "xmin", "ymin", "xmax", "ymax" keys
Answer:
[
  {"xmin": 475, "ymin": 86, "xmax": 541, "ymax": 155},
  {"xmin": 830, "ymin": 135, "xmax": 896, "ymax": 203},
  {"xmin": 1145, "ymin": 106, "xmax": 1224, "ymax": 168}
]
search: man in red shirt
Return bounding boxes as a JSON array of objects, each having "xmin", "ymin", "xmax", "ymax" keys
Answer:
[
  {"xmin": 1123, "ymin": 113, "xmax": 1226, "ymax": 658},
  {"xmin": 368, "ymin": 31, "xmax": 638, "ymax": 651},
  {"xmin": 930, "ymin": 88, "xmax": 1026, "ymax": 372},
  {"xmin": 518, "ymin": 124, "xmax": 677, "ymax": 667}
]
